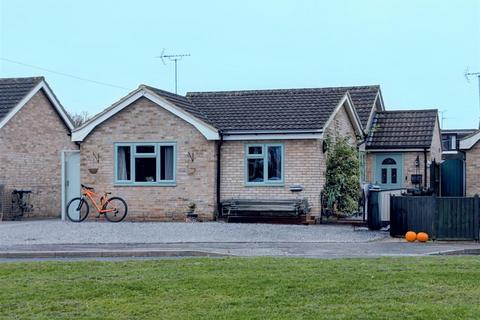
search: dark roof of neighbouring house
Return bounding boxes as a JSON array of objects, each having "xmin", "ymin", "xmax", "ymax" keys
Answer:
[
  {"xmin": 441, "ymin": 128, "xmax": 477, "ymax": 139},
  {"xmin": 184, "ymin": 86, "xmax": 379, "ymax": 132},
  {"xmin": 366, "ymin": 109, "xmax": 438, "ymax": 149},
  {"xmin": 0, "ymin": 77, "xmax": 43, "ymax": 122}
]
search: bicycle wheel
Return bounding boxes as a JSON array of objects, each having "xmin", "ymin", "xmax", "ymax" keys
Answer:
[
  {"xmin": 66, "ymin": 197, "xmax": 89, "ymax": 222},
  {"xmin": 103, "ymin": 197, "xmax": 128, "ymax": 222}
]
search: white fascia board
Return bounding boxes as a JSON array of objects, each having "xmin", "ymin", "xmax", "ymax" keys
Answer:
[
  {"xmin": 143, "ymin": 91, "xmax": 219, "ymax": 140},
  {"xmin": 367, "ymin": 148, "xmax": 430, "ymax": 152},
  {"xmin": 460, "ymin": 131, "xmax": 480, "ymax": 150},
  {"xmin": 72, "ymin": 89, "xmax": 219, "ymax": 142},
  {"xmin": 0, "ymin": 80, "xmax": 74, "ymax": 131},
  {"xmin": 223, "ymin": 133, "xmax": 323, "ymax": 141},
  {"xmin": 223, "ymin": 129, "xmax": 323, "ymax": 135},
  {"xmin": 323, "ymin": 93, "xmax": 364, "ymax": 137}
]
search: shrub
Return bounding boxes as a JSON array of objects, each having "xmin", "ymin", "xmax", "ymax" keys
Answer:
[{"xmin": 321, "ymin": 136, "xmax": 360, "ymax": 217}]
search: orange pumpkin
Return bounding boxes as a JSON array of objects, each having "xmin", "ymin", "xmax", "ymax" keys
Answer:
[
  {"xmin": 405, "ymin": 231, "xmax": 417, "ymax": 242},
  {"xmin": 417, "ymin": 232, "xmax": 429, "ymax": 242}
]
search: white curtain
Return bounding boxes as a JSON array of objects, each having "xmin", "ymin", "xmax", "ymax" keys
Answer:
[
  {"xmin": 163, "ymin": 146, "xmax": 174, "ymax": 180},
  {"xmin": 117, "ymin": 147, "xmax": 128, "ymax": 180}
]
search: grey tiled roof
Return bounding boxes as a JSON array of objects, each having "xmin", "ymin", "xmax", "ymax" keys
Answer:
[
  {"xmin": 185, "ymin": 86, "xmax": 379, "ymax": 132},
  {"xmin": 366, "ymin": 109, "xmax": 438, "ymax": 149},
  {"xmin": 0, "ymin": 77, "xmax": 43, "ymax": 122},
  {"xmin": 143, "ymin": 86, "xmax": 212, "ymax": 125}
]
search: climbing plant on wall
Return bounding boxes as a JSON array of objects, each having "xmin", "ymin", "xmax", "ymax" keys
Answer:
[{"xmin": 321, "ymin": 136, "xmax": 360, "ymax": 217}]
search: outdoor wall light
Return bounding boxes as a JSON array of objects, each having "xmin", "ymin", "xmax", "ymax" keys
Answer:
[{"xmin": 415, "ymin": 155, "xmax": 420, "ymax": 167}]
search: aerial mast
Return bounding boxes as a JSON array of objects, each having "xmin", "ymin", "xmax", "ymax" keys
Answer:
[{"xmin": 156, "ymin": 49, "xmax": 190, "ymax": 94}]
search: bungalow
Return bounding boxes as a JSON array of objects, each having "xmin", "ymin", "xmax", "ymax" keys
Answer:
[
  {"xmin": 0, "ymin": 77, "xmax": 77, "ymax": 219},
  {"xmin": 71, "ymin": 85, "xmax": 382, "ymax": 221}
]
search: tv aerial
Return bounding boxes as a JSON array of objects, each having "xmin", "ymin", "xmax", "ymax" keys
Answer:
[
  {"xmin": 156, "ymin": 49, "xmax": 190, "ymax": 94},
  {"xmin": 464, "ymin": 67, "xmax": 480, "ymax": 128}
]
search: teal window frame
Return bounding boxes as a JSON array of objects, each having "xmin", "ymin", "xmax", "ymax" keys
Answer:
[
  {"xmin": 245, "ymin": 143, "xmax": 284, "ymax": 186},
  {"xmin": 114, "ymin": 142, "xmax": 176, "ymax": 186}
]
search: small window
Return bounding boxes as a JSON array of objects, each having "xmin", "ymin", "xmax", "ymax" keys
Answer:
[
  {"xmin": 136, "ymin": 145, "xmax": 155, "ymax": 154},
  {"xmin": 382, "ymin": 158, "xmax": 396, "ymax": 165},
  {"xmin": 160, "ymin": 145, "xmax": 174, "ymax": 181},
  {"xmin": 267, "ymin": 146, "xmax": 282, "ymax": 181},
  {"xmin": 248, "ymin": 158, "xmax": 264, "ymax": 182},
  {"xmin": 391, "ymin": 168, "xmax": 397, "ymax": 184},
  {"xmin": 248, "ymin": 146, "xmax": 263, "ymax": 155},
  {"xmin": 381, "ymin": 168, "xmax": 387, "ymax": 184},
  {"xmin": 245, "ymin": 144, "xmax": 283, "ymax": 185},
  {"xmin": 117, "ymin": 146, "xmax": 131, "ymax": 181},
  {"xmin": 135, "ymin": 157, "xmax": 157, "ymax": 182}
]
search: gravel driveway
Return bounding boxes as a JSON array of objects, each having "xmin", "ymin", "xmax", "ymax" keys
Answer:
[{"xmin": 0, "ymin": 220, "xmax": 388, "ymax": 246}]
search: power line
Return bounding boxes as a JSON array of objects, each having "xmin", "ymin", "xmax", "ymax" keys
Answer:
[{"xmin": 0, "ymin": 57, "xmax": 131, "ymax": 91}]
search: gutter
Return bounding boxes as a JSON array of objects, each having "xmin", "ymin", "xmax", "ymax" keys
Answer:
[{"xmin": 216, "ymin": 130, "xmax": 224, "ymax": 219}]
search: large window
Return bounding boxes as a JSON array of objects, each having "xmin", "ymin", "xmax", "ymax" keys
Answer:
[
  {"xmin": 115, "ymin": 143, "xmax": 176, "ymax": 185},
  {"xmin": 245, "ymin": 144, "xmax": 284, "ymax": 185}
]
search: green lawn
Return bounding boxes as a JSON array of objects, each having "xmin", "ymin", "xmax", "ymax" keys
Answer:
[{"xmin": 1, "ymin": 257, "xmax": 480, "ymax": 319}]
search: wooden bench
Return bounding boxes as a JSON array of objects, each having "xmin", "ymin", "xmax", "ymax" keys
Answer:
[{"xmin": 221, "ymin": 198, "xmax": 310, "ymax": 223}]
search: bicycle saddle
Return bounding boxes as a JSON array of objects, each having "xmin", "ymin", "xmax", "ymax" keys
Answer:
[{"xmin": 81, "ymin": 184, "xmax": 94, "ymax": 190}]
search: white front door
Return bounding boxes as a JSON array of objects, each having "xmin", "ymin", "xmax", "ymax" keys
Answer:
[{"xmin": 62, "ymin": 151, "xmax": 80, "ymax": 220}]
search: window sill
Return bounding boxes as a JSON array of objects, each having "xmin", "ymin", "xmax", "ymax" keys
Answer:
[
  {"xmin": 244, "ymin": 183, "xmax": 285, "ymax": 187},
  {"xmin": 114, "ymin": 182, "xmax": 177, "ymax": 187}
]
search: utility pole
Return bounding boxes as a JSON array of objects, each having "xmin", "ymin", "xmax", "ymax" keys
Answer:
[
  {"xmin": 465, "ymin": 68, "xmax": 480, "ymax": 128},
  {"xmin": 156, "ymin": 49, "xmax": 190, "ymax": 94}
]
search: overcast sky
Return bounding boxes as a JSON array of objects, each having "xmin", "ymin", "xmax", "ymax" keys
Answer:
[{"xmin": 1, "ymin": 0, "xmax": 479, "ymax": 129}]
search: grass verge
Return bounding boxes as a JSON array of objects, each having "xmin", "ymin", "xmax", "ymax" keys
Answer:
[{"xmin": 0, "ymin": 257, "xmax": 479, "ymax": 319}]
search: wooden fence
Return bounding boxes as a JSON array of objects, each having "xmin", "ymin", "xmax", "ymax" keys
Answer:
[{"xmin": 390, "ymin": 195, "xmax": 480, "ymax": 241}]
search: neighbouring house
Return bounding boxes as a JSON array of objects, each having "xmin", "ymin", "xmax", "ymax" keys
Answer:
[
  {"xmin": 363, "ymin": 109, "xmax": 442, "ymax": 191},
  {"xmin": 458, "ymin": 129, "xmax": 480, "ymax": 196},
  {"xmin": 0, "ymin": 77, "xmax": 77, "ymax": 219},
  {"xmin": 72, "ymin": 85, "xmax": 382, "ymax": 221},
  {"xmin": 435, "ymin": 129, "xmax": 476, "ymax": 197}
]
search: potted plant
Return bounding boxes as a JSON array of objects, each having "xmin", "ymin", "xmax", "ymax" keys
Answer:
[{"xmin": 186, "ymin": 201, "xmax": 198, "ymax": 222}]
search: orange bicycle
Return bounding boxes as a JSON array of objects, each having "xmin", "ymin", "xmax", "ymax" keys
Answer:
[{"xmin": 66, "ymin": 184, "xmax": 128, "ymax": 222}]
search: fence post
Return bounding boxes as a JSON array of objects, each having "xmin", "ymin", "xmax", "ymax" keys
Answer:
[
  {"xmin": 474, "ymin": 194, "xmax": 479, "ymax": 242},
  {"xmin": 432, "ymin": 195, "xmax": 439, "ymax": 241}
]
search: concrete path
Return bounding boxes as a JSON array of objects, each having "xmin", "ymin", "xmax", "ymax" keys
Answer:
[
  {"xmin": 1, "ymin": 220, "xmax": 479, "ymax": 260},
  {"xmin": 1, "ymin": 240, "xmax": 479, "ymax": 261}
]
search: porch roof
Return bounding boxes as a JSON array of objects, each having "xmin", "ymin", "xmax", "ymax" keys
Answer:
[{"xmin": 366, "ymin": 109, "xmax": 438, "ymax": 149}]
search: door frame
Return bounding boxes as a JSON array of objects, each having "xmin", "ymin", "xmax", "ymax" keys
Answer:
[{"xmin": 61, "ymin": 150, "xmax": 80, "ymax": 220}]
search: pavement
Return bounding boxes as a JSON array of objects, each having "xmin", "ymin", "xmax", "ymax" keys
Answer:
[{"xmin": 1, "ymin": 220, "xmax": 479, "ymax": 261}]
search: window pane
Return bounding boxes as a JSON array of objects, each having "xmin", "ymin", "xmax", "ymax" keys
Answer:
[
  {"xmin": 391, "ymin": 168, "xmax": 397, "ymax": 184},
  {"xmin": 267, "ymin": 146, "xmax": 282, "ymax": 181},
  {"xmin": 248, "ymin": 146, "xmax": 263, "ymax": 155},
  {"xmin": 160, "ymin": 145, "xmax": 174, "ymax": 180},
  {"xmin": 136, "ymin": 145, "xmax": 155, "ymax": 154},
  {"xmin": 248, "ymin": 158, "xmax": 264, "ymax": 182},
  {"xmin": 381, "ymin": 168, "xmax": 387, "ymax": 184},
  {"xmin": 381, "ymin": 158, "xmax": 396, "ymax": 165},
  {"xmin": 117, "ymin": 146, "xmax": 131, "ymax": 181},
  {"xmin": 135, "ymin": 157, "xmax": 157, "ymax": 182}
]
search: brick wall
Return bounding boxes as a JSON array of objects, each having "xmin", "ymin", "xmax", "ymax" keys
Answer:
[
  {"xmin": 0, "ymin": 90, "xmax": 77, "ymax": 219},
  {"xmin": 465, "ymin": 142, "xmax": 480, "ymax": 196},
  {"xmin": 80, "ymin": 97, "xmax": 217, "ymax": 221},
  {"xmin": 220, "ymin": 104, "xmax": 358, "ymax": 216}
]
